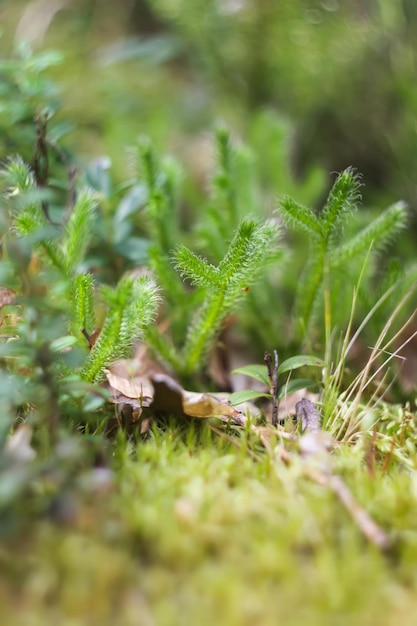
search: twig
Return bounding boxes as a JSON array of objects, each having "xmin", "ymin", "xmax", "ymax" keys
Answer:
[
  {"xmin": 295, "ymin": 398, "xmax": 321, "ymax": 433},
  {"xmin": 306, "ymin": 469, "xmax": 390, "ymax": 550},
  {"xmin": 46, "ymin": 136, "xmax": 69, "ymax": 166},
  {"xmin": 32, "ymin": 113, "xmax": 51, "ymax": 222},
  {"xmin": 215, "ymin": 390, "xmax": 390, "ymax": 550},
  {"xmin": 64, "ymin": 165, "xmax": 77, "ymax": 224},
  {"xmin": 81, "ymin": 327, "xmax": 101, "ymax": 350},
  {"xmin": 258, "ymin": 417, "xmax": 390, "ymax": 550},
  {"xmin": 264, "ymin": 350, "xmax": 279, "ymax": 427}
]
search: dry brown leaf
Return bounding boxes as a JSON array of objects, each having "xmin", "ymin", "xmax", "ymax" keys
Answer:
[
  {"xmin": 150, "ymin": 374, "xmax": 184, "ymax": 414},
  {"xmin": 106, "ymin": 367, "xmax": 243, "ymax": 421},
  {"xmin": 105, "ymin": 369, "xmax": 154, "ymax": 402},
  {"xmin": 182, "ymin": 390, "xmax": 236, "ymax": 419},
  {"xmin": 151, "ymin": 373, "xmax": 240, "ymax": 419}
]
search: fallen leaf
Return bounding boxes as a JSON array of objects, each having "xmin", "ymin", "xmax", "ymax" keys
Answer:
[
  {"xmin": 105, "ymin": 366, "xmax": 244, "ymax": 421},
  {"xmin": 151, "ymin": 373, "xmax": 240, "ymax": 419},
  {"xmin": 150, "ymin": 374, "xmax": 184, "ymax": 414},
  {"xmin": 182, "ymin": 389, "xmax": 236, "ymax": 419},
  {"xmin": 105, "ymin": 369, "xmax": 154, "ymax": 403}
]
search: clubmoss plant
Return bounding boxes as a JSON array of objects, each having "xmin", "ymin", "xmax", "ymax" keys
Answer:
[
  {"xmin": 132, "ymin": 133, "xmax": 281, "ymax": 380},
  {"xmin": 80, "ymin": 274, "xmax": 159, "ymax": 383},
  {"xmin": 173, "ymin": 216, "xmax": 279, "ymax": 377},
  {"xmin": 278, "ymin": 168, "xmax": 408, "ymax": 365},
  {"xmin": 1, "ymin": 155, "xmax": 159, "ymax": 408}
]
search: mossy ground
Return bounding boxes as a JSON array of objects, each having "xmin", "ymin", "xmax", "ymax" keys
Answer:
[{"xmin": 2, "ymin": 420, "xmax": 417, "ymax": 626}]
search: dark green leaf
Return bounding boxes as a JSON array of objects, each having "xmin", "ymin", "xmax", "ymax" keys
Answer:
[
  {"xmin": 85, "ymin": 157, "xmax": 112, "ymax": 198},
  {"xmin": 113, "ymin": 184, "xmax": 148, "ymax": 229},
  {"xmin": 229, "ymin": 390, "xmax": 272, "ymax": 406},
  {"xmin": 278, "ymin": 379, "xmax": 317, "ymax": 400},
  {"xmin": 114, "ymin": 237, "xmax": 150, "ymax": 263},
  {"xmin": 50, "ymin": 335, "xmax": 78, "ymax": 352},
  {"xmin": 231, "ymin": 364, "xmax": 269, "ymax": 386},
  {"xmin": 278, "ymin": 355, "xmax": 324, "ymax": 375}
]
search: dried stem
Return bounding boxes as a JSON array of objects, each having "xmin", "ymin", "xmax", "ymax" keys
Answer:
[
  {"xmin": 32, "ymin": 113, "xmax": 51, "ymax": 222},
  {"xmin": 264, "ymin": 350, "xmax": 279, "ymax": 426}
]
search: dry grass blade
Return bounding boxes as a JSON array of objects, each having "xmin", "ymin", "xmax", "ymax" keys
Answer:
[{"xmin": 329, "ymin": 285, "xmax": 417, "ymax": 440}]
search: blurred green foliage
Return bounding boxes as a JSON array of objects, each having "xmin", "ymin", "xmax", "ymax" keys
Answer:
[
  {"xmin": 0, "ymin": 19, "xmax": 415, "ymax": 399},
  {"xmin": 2, "ymin": 0, "xmax": 417, "ymax": 216},
  {"xmin": 146, "ymin": 0, "xmax": 417, "ymax": 209}
]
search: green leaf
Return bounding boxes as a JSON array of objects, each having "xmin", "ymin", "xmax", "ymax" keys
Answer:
[
  {"xmin": 85, "ymin": 157, "xmax": 112, "ymax": 198},
  {"xmin": 50, "ymin": 335, "xmax": 78, "ymax": 352},
  {"xmin": 278, "ymin": 355, "xmax": 324, "ymax": 375},
  {"xmin": 98, "ymin": 35, "xmax": 182, "ymax": 67},
  {"xmin": 82, "ymin": 393, "xmax": 107, "ymax": 412},
  {"xmin": 27, "ymin": 50, "xmax": 64, "ymax": 71},
  {"xmin": 278, "ymin": 379, "xmax": 317, "ymax": 400},
  {"xmin": 114, "ymin": 237, "xmax": 150, "ymax": 263},
  {"xmin": 231, "ymin": 364, "xmax": 269, "ymax": 386},
  {"xmin": 113, "ymin": 184, "xmax": 148, "ymax": 228},
  {"xmin": 229, "ymin": 390, "xmax": 272, "ymax": 406}
]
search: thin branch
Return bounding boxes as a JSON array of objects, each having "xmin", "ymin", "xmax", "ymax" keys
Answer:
[
  {"xmin": 64, "ymin": 165, "xmax": 77, "ymax": 224},
  {"xmin": 319, "ymin": 472, "xmax": 390, "ymax": 550},
  {"xmin": 272, "ymin": 439, "xmax": 390, "ymax": 550},
  {"xmin": 32, "ymin": 113, "xmax": 51, "ymax": 222},
  {"xmin": 264, "ymin": 350, "xmax": 279, "ymax": 426}
]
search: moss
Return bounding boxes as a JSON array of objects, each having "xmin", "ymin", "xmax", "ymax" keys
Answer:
[{"xmin": 1, "ymin": 425, "xmax": 417, "ymax": 625}]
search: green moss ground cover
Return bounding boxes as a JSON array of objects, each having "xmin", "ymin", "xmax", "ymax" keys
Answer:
[{"xmin": 2, "ymin": 422, "xmax": 417, "ymax": 626}]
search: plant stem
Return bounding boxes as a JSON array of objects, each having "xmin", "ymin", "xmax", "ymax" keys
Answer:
[
  {"xmin": 322, "ymin": 247, "xmax": 332, "ymax": 379},
  {"xmin": 184, "ymin": 285, "xmax": 227, "ymax": 376},
  {"xmin": 264, "ymin": 350, "xmax": 279, "ymax": 427}
]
